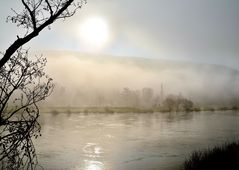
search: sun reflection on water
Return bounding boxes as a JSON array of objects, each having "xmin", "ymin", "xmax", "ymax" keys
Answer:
[
  {"xmin": 83, "ymin": 143, "xmax": 104, "ymax": 158},
  {"xmin": 82, "ymin": 143, "xmax": 105, "ymax": 170},
  {"xmin": 84, "ymin": 160, "xmax": 104, "ymax": 170}
]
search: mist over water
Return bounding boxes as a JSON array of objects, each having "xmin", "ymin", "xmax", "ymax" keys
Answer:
[{"xmin": 41, "ymin": 51, "xmax": 239, "ymax": 108}]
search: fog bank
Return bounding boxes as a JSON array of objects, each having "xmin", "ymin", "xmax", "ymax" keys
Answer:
[{"xmin": 39, "ymin": 51, "xmax": 239, "ymax": 108}]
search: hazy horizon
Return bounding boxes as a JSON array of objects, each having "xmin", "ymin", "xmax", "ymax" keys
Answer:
[{"xmin": 34, "ymin": 51, "xmax": 239, "ymax": 108}]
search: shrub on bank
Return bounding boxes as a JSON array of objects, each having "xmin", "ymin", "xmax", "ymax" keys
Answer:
[{"xmin": 183, "ymin": 142, "xmax": 239, "ymax": 170}]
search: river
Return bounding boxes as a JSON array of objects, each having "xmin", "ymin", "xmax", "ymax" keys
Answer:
[{"xmin": 35, "ymin": 111, "xmax": 239, "ymax": 170}]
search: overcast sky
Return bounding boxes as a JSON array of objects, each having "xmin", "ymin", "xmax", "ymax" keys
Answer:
[{"xmin": 0, "ymin": 0, "xmax": 239, "ymax": 69}]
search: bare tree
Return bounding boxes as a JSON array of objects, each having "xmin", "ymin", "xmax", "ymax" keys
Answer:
[
  {"xmin": 0, "ymin": 49, "xmax": 54, "ymax": 169},
  {"xmin": 0, "ymin": 1, "xmax": 87, "ymax": 169},
  {"xmin": 0, "ymin": 0, "xmax": 87, "ymax": 68}
]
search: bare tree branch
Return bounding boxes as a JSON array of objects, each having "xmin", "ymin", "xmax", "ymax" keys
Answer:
[
  {"xmin": 0, "ymin": 49, "xmax": 54, "ymax": 169},
  {"xmin": 0, "ymin": 0, "xmax": 87, "ymax": 68},
  {"xmin": 21, "ymin": 0, "xmax": 37, "ymax": 30}
]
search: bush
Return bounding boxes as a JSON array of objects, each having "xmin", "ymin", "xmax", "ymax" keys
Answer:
[{"xmin": 183, "ymin": 142, "xmax": 239, "ymax": 170}]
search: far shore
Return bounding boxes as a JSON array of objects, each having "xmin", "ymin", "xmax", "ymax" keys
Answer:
[{"xmin": 39, "ymin": 106, "xmax": 239, "ymax": 114}]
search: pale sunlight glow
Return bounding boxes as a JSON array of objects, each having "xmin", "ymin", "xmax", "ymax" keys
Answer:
[
  {"xmin": 84, "ymin": 160, "xmax": 104, "ymax": 170},
  {"xmin": 79, "ymin": 17, "xmax": 110, "ymax": 49}
]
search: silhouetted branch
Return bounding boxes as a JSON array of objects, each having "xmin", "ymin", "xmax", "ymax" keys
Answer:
[
  {"xmin": 0, "ymin": 0, "xmax": 87, "ymax": 68},
  {"xmin": 0, "ymin": 49, "xmax": 54, "ymax": 169}
]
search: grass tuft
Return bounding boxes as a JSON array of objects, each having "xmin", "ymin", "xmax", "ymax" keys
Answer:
[{"xmin": 183, "ymin": 142, "xmax": 239, "ymax": 170}]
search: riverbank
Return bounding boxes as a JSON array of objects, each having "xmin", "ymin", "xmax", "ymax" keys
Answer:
[
  {"xmin": 40, "ymin": 106, "xmax": 239, "ymax": 114},
  {"xmin": 183, "ymin": 142, "xmax": 239, "ymax": 170}
]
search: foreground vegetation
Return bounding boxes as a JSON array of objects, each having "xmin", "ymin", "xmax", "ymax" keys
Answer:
[{"xmin": 183, "ymin": 142, "xmax": 239, "ymax": 170}]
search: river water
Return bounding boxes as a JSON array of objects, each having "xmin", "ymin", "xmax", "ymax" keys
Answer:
[{"xmin": 35, "ymin": 111, "xmax": 239, "ymax": 170}]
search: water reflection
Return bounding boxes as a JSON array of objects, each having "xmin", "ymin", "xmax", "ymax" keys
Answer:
[
  {"xmin": 83, "ymin": 143, "xmax": 103, "ymax": 158},
  {"xmin": 84, "ymin": 160, "xmax": 104, "ymax": 170},
  {"xmin": 165, "ymin": 112, "xmax": 194, "ymax": 123},
  {"xmin": 82, "ymin": 143, "xmax": 104, "ymax": 170}
]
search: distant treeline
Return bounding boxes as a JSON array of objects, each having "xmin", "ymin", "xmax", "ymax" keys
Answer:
[
  {"xmin": 44, "ymin": 86, "xmax": 239, "ymax": 113},
  {"xmin": 47, "ymin": 86, "xmax": 194, "ymax": 111}
]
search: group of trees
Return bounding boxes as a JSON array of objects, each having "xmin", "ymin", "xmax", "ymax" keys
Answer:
[
  {"xmin": 50, "ymin": 86, "xmax": 194, "ymax": 112},
  {"xmin": 119, "ymin": 88, "xmax": 194, "ymax": 111},
  {"xmin": 0, "ymin": 0, "xmax": 86, "ymax": 169},
  {"xmin": 163, "ymin": 94, "xmax": 194, "ymax": 112},
  {"xmin": 120, "ymin": 87, "xmax": 156, "ymax": 108}
]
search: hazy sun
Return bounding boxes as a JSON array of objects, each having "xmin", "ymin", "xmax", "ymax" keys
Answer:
[{"xmin": 79, "ymin": 17, "xmax": 110, "ymax": 49}]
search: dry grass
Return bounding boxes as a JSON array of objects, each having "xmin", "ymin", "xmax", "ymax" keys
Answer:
[{"xmin": 183, "ymin": 142, "xmax": 239, "ymax": 170}]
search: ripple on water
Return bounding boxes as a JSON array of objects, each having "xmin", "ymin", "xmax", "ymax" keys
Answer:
[{"xmin": 83, "ymin": 143, "xmax": 104, "ymax": 158}]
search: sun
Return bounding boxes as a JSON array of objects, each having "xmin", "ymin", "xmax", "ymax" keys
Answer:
[{"xmin": 78, "ymin": 16, "xmax": 110, "ymax": 49}]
